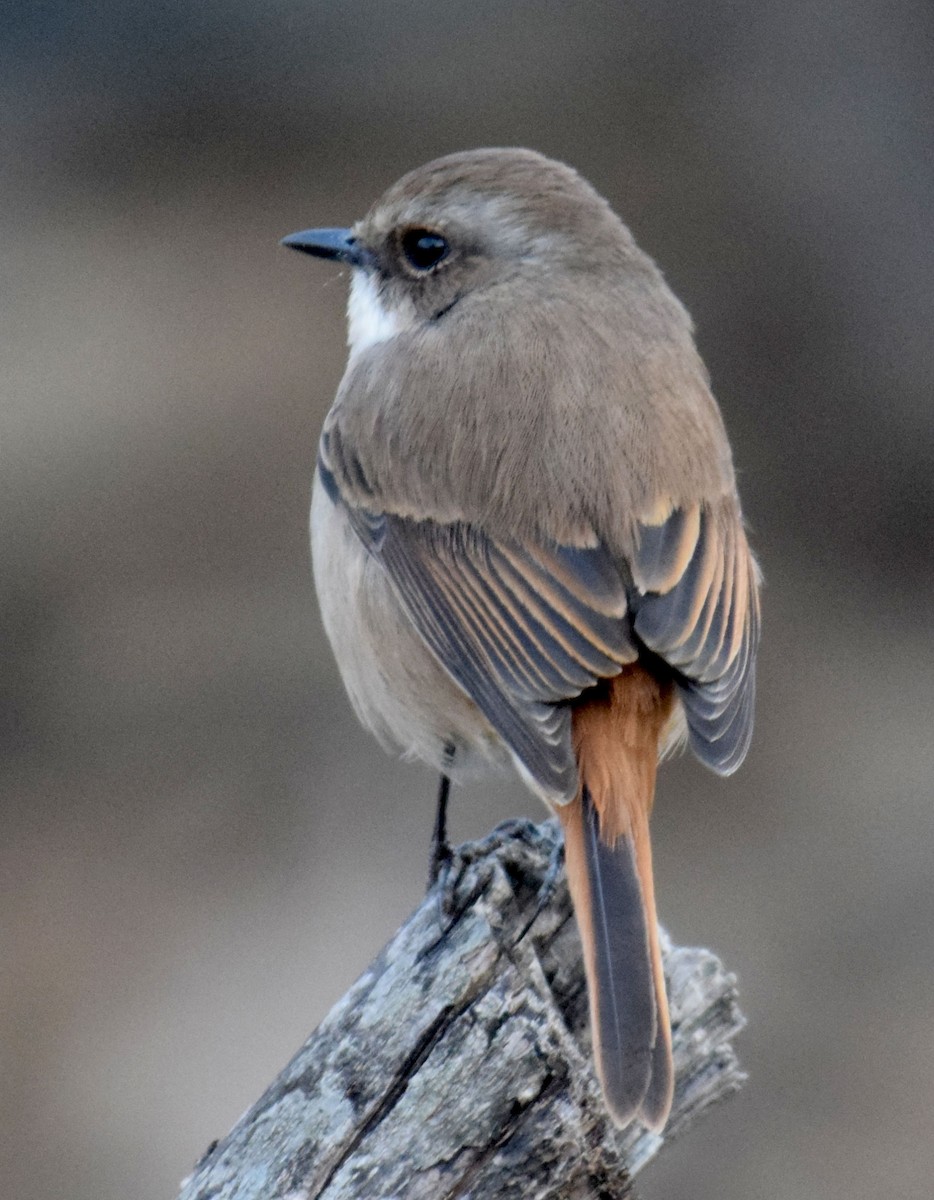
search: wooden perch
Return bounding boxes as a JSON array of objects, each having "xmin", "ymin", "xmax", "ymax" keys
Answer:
[{"xmin": 178, "ymin": 819, "xmax": 745, "ymax": 1199}]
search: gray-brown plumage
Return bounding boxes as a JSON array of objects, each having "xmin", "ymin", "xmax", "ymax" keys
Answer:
[{"xmin": 284, "ymin": 148, "xmax": 760, "ymax": 1132}]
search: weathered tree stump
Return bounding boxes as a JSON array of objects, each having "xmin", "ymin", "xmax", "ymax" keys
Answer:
[{"xmin": 178, "ymin": 819, "xmax": 745, "ymax": 1199}]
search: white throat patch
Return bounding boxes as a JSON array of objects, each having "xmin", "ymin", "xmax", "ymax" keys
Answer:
[{"xmin": 347, "ymin": 271, "xmax": 411, "ymax": 358}]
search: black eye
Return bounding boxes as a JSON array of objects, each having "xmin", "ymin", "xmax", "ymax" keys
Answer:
[{"xmin": 401, "ymin": 229, "xmax": 449, "ymax": 272}]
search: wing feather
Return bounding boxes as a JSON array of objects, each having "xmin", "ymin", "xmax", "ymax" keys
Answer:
[
  {"xmin": 632, "ymin": 500, "xmax": 760, "ymax": 774},
  {"xmin": 320, "ymin": 428, "xmax": 759, "ymax": 786},
  {"xmin": 319, "ymin": 441, "xmax": 637, "ymax": 799}
]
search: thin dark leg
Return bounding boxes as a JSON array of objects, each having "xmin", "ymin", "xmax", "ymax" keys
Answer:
[{"xmin": 427, "ymin": 741, "xmax": 455, "ymax": 891}]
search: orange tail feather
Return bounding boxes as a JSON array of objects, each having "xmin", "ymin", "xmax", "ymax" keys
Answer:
[{"xmin": 560, "ymin": 666, "xmax": 675, "ymax": 1130}]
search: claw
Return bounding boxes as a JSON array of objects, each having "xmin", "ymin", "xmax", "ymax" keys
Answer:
[
  {"xmin": 515, "ymin": 836, "xmax": 565, "ymax": 944},
  {"xmin": 433, "ymin": 847, "xmax": 469, "ymax": 928}
]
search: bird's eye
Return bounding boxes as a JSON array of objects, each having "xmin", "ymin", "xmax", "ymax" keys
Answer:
[{"xmin": 401, "ymin": 229, "xmax": 449, "ymax": 272}]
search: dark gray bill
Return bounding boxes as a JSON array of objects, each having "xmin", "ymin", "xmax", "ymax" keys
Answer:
[{"xmin": 280, "ymin": 227, "xmax": 367, "ymax": 266}]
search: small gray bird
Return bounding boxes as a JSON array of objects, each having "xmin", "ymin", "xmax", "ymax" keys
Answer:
[{"xmin": 283, "ymin": 148, "xmax": 760, "ymax": 1131}]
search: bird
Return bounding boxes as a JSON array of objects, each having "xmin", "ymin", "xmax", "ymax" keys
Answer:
[{"xmin": 282, "ymin": 148, "xmax": 760, "ymax": 1132}]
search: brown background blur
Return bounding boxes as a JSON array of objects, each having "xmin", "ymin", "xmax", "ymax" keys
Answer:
[{"xmin": 3, "ymin": 3, "xmax": 933, "ymax": 1198}]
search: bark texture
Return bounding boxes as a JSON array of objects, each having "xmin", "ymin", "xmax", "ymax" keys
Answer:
[{"xmin": 178, "ymin": 819, "xmax": 745, "ymax": 1199}]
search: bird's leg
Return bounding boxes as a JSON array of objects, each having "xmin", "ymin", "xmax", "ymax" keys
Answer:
[
  {"xmin": 515, "ymin": 832, "xmax": 565, "ymax": 944},
  {"xmin": 427, "ymin": 741, "xmax": 455, "ymax": 892}
]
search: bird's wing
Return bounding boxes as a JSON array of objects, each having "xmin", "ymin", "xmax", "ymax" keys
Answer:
[
  {"xmin": 317, "ymin": 435, "xmax": 637, "ymax": 803},
  {"xmin": 320, "ymin": 425, "xmax": 759, "ymax": 792},
  {"xmin": 628, "ymin": 497, "xmax": 761, "ymax": 774}
]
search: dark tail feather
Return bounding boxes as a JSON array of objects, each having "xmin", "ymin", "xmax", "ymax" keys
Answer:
[
  {"xmin": 627, "ymin": 793, "xmax": 674, "ymax": 1129},
  {"xmin": 560, "ymin": 786, "xmax": 674, "ymax": 1129},
  {"xmin": 581, "ymin": 786, "xmax": 657, "ymax": 1120}
]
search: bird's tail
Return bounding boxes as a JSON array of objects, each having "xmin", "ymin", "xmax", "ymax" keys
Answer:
[{"xmin": 560, "ymin": 665, "xmax": 675, "ymax": 1130}]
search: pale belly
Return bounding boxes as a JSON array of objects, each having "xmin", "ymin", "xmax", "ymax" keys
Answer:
[{"xmin": 309, "ymin": 472, "xmax": 510, "ymax": 780}]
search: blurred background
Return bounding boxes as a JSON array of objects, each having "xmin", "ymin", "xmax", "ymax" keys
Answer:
[{"xmin": 3, "ymin": 2, "xmax": 933, "ymax": 1197}]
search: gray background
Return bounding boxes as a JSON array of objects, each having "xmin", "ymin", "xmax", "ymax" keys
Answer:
[{"xmin": 4, "ymin": 3, "xmax": 933, "ymax": 1198}]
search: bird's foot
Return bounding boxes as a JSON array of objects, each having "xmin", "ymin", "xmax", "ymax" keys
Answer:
[{"xmin": 515, "ymin": 834, "xmax": 565, "ymax": 944}]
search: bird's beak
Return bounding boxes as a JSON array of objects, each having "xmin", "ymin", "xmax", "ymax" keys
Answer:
[{"xmin": 280, "ymin": 227, "xmax": 369, "ymax": 267}]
